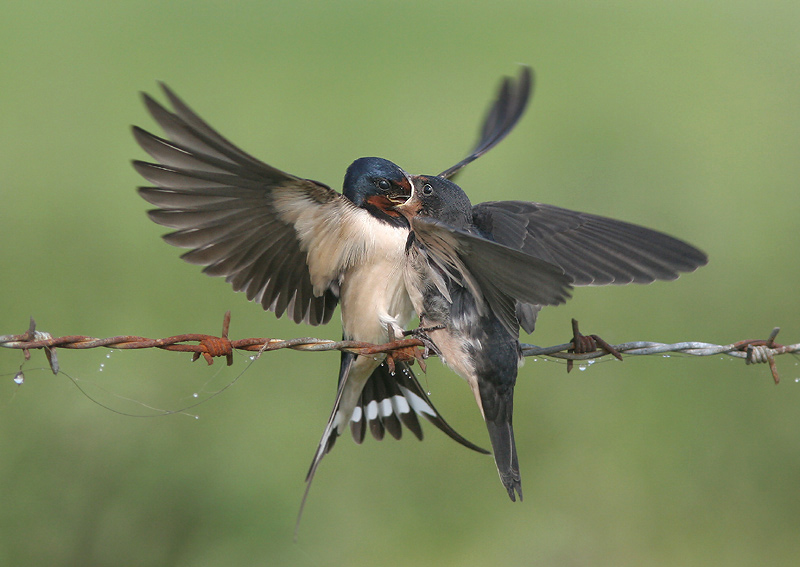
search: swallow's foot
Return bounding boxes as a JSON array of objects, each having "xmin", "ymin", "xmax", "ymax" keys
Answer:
[
  {"xmin": 402, "ymin": 324, "xmax": 443, "ymax": 359},
  {"xmin": 381, "ymin": 325, "xmax": 428, "ymax": 374},
  {"xmin": 383, "ymin": 344, "xmax": 428, "ymax": 375},
  {"xmin": 566, "ymin": 318, "xmax": 623, "ymax": 372},
  {"xmin": 402, "ymin": 324, "xmax": 445, "ymax": 337}
]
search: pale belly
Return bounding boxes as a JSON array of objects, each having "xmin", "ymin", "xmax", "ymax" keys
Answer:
[
  {"xmin": 335, "ymin": 254, "xmax": 415, "ymax": 422},
  {"xmin": 339, "ymin": 256, "xmax": 414, "ymax": 343},
  {"xmin": 426, "ymin": 325, "xmax": 485, "ymax": 418}
]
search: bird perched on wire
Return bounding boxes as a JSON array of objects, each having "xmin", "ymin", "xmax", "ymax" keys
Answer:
[
  {"xmin": 391, "ymin": 173, "xmax": 707, "ymax": 501},
  {"xmin": 131, "ymin": 68, "xmax": 534, "ymax": 511}
]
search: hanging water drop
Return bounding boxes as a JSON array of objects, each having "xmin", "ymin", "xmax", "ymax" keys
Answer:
[{"xmin": 13, "ymin": 371, "xmax": 24, "ymax": 385}]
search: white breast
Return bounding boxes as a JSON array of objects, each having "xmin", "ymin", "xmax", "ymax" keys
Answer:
[{"xmin": 338, "ymin": 216, "xmax": 414, "ymax": 343}]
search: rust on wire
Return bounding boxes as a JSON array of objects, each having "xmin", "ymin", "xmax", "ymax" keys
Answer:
[
  {"xmin": 565, "ymin": 318, "xmax": 623, "ymax": 373},
  {"xmin": 1, "ymin": 313, "xmax": 798, "ymax": 383},
  {"xmin": 191, "ymin": 310, "xmax": 233, "ymax": 366}
]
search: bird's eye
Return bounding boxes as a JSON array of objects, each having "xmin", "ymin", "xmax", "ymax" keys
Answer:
[
  {"xmin": 422, "ymin": 184, "xmax": 433, "ymax": 196},
  {"xmin": 377, "ymin": 179, "xmax": 391, "ymax": 191}
]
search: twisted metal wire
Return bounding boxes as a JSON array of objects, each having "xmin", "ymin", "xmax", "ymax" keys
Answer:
[{"xmin": 2, "ymin": 313, "xmax": 796, "ymax": 383}]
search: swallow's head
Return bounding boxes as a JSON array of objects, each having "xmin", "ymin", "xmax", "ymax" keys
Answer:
[
  {"xmin": 395, "ymin": 175, "xmax": 473, "ymax": 229},
  {"xmin": 343, "ymin": 157, "xmax": 413, "ymax": 222}
]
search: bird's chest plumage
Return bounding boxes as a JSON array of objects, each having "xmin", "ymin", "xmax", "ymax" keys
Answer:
[
  {"xmin": 403, "ymin": 245, "xmax": 449, "ymax": 317},
  {"xmin": 404, "ymin": 243, "xmax": 522, "ymax": 385},
  {"xmin": 338, "ymin": 220, "xmax": 414, "ymax": 343},
  {"xmin": 403, "ymin": 246, "xmax": 480, "ymax": 374}
]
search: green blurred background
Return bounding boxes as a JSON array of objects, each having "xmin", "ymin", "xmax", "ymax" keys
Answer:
[{"xmin": 2, "ymin": 1, "xmax": 800, "ymax": 565}]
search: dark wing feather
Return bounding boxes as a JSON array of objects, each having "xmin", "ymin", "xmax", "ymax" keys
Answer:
[
  {"xmin": 411, "ymin": 217, "xmax": 572, "ymax": 336},
  {"xmin": 514, "ymin": 302, "xmax": 543, "ymax": 334},
  {"xmin": 439, "ymin": 67, "xmax": 533, "ymax": 180},
  {"xmin": 472, "ymin": 201, "xmax": 708, "ymax": 286},
  {"xmin": 134, "ymin": 85, "xmax": 349, "ymax": 326}
]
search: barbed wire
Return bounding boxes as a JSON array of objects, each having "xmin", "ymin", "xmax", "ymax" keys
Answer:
[{"xmin": 1, "ymin": 312, "xmax": 797, "ymax": 384}]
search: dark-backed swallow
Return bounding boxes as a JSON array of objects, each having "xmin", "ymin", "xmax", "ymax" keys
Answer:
[
  {"xmin": 393, "ymin": 174, "xmax": 707, "ymax": 501},
  {"xmin": 131, "ymin": 69, "xmax": 534, "ymax": 511},
  {"xmin": 394, "ymin": 176, "xmax": 571, "ymax": 501}
]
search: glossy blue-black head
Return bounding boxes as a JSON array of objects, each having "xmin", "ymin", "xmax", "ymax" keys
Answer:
[
  {"xmin": 343, "ymin": 157, "xmax": 412, "ymax": 225},
  {"xmin": 343, "ymin": 157, "xmax": 412, "ymax": 204},
  {"xmin": 398, "ymin": 175, "xmax": 474, "ymax": 229}
]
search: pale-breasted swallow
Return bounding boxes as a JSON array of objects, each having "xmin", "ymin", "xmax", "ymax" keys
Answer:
[
  {"xmin": 131, "ymin": 69, "xmax": 534, "ymax": 512},
  {"xmin": 393, "ymin": 173, "xmax": 707, "ymax": 501}
]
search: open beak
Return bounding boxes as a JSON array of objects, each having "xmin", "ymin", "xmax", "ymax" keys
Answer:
[
  {"xmin": 392, "ymin": 193, "xmax": 422, "ymax": 219},
  {"xmin": 385, "ymin": 174, "xmax": 413, "ymax": 208},
  {"xmin": 393, "ymin": 174, "xmax": 429, "ymax": 217},
  {"xmin": 386, "ymin": 193, "xmax": 410, "ymax": 206}
]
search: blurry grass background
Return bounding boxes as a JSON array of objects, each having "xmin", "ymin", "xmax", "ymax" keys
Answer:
[{"xmin": 2, "ymin": 1, "xmax": 800, "ymax": 566}]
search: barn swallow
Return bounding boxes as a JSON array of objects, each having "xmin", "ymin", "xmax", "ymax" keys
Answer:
[
  {"xmin": 131, "ymin": 69, "xmax": 535, "ymax": 511},
  {"xmin": 393, "ymin": 174, "xmax": 707, "ymax": 501}
]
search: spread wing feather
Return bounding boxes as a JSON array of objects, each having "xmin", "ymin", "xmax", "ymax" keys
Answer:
[
  {"xmin": 472, "ymin": 200, "xmax": 708, "ymax": 333},
  {"xmin": 439, "ymin": 67, "xmax": 533, "ymax": 180},
  {"xmin": 472, "ymin": 200, "xmax": 708, "ymax": 285},
  {"xmin": 133, "ymin": 84, "xmax": 359, "ymax": 326}
]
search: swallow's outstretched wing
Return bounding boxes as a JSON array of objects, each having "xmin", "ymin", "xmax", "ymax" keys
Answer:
[
  {"xmin": 472, "ymin": 201, "xmax": 708, "ymax": 285},
  {"xmin": 409, "ymin": 216, "xmax": 572, "ymax": 336},
  {"xmin": 439, "ymin": 67, "xmax": 533, "ymax": 180},
  {"xmin": 472, "ymin": 200, "xmax": 708, "ymax": 332},
  {"xmin": 134, "ymin": 84, "xmax": 361, "ymax": 326}
]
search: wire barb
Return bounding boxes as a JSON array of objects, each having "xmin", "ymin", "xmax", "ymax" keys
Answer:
[
  {"xmin": 191, "ymin": 311, "xmax": 234, "ymax": 366},
  {"xmin": 566, "ymin": 318, "xmax": 623, "ymax": 373},
  {"xmin": 743, "ymin": 327, "xmax": 782, "ymax": 383},
  {"xmin": 1, "ymin": 315, "xmax": 797, "ymax": 383}
]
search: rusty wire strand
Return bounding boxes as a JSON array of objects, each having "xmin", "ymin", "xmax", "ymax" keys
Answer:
[{"xmin": 1, "ymin": 313, "xmax": 796, "ymax": 383}]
